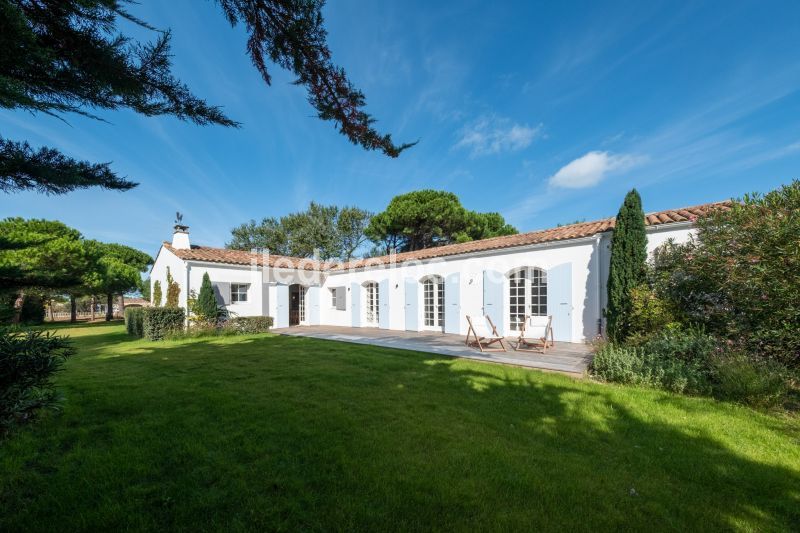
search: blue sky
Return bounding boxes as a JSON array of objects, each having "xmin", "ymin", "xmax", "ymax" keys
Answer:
[{"xmin": 2, "ymin": 0, "xmax": 799, "ymax": 257}]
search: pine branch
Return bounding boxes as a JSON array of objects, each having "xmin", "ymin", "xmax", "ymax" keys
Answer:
[
  {"xmin": 218, "ymin": 0, "xmax": 415, "ymax": 157},
  {"xmin": 0, "ymin": 137, "xmax": 136, "ymax": 194}
]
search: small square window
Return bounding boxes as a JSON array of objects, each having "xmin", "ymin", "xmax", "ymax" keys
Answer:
[{"xmin": 231, "ymin": 283, "xmax": 249, "ymax": 303}]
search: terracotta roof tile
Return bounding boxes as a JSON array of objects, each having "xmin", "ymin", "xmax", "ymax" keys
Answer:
[
  {"xmin": 163, "ymin": 243, "xmax": 328, "ymax": 271},
  {"xmin": 162, "ymin": 201, "xmax": 731, "ymax": 271}
]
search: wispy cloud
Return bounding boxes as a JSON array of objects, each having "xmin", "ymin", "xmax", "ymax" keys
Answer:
[
  {"xmin": 549, "ymin": 151, "xmax": 644, "ymax": 189},
  {"xmin": 455, "ymin": 115, "xmax": 543, "ymax": 157}
]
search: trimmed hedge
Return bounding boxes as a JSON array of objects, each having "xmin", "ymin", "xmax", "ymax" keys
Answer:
[
  {"xmin": 223, "ymin": 316, "xmax": 273, "ymax": 334},
  {"xmin": 124, "ymin": 308, "xmax": 145, "ymax": 338},
  {"xmin": 142, "ymin": 307, "xmax": 185, "ymax": 340}
]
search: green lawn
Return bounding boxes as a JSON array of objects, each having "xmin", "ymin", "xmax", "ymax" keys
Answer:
[{"xmin": 2, "ymin": 323, "xmax": 799, "ymax": 531}]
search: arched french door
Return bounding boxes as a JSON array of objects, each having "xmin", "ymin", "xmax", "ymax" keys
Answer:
[
  {"xmin": 421, "ymin": 275, "xmax": 444, "ymax": 331},
  {"xmin": 363, "ymin": 281, "xmax": 379, "ymax": 326},
  {"xmin": 508, "ymin": 267, "xmax": 547, "ymax": 331}
]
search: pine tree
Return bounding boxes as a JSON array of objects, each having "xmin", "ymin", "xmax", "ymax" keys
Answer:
[
  {"xmin": 2, "ymin": 0, "xmax": 410, "ymax": 196},
  {"xmin": 606, "ymin": 189, "xmax": 648, "ymax": 341},
  {"xmin": 152, "ymin": 281, "xmax": 162, "ymax": 308},
  {"xmin": 195, "ymin": 273, "xmax": 219, "ymax": 322}
]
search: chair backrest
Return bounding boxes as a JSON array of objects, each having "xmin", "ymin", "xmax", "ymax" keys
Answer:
[
  {"xmin": 467, "ymin": 315, "xmax": 495, "ymax": 337},
  {"xmin": 523, "ymin": 315, "xmax": 551, "ymax": 337}
]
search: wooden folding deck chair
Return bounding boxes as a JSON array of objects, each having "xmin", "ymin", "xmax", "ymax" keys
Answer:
[
  {"xmin": 465, "ymin": 315, "xmax": 507, "ymax": 352},
  {"xmin": 514, "ymin": 315, "xmax": 554, "ymax": 353}
]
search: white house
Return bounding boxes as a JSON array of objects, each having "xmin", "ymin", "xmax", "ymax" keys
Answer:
[{"xmin": 149, "ymin": 202, "xmax": 727, "ymax": 343}]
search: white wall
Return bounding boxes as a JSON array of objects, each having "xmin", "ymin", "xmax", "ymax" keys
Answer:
[
  {"xmin": 319, "ymin": 237, "xmax": 600, "ymax": 342},
  {"xmin": 151, "ymin": 222, "xmax": 698, "ymax": 342},
  {"xmin": 149, "ymin": 247, "xmax": 188, "ymax": 308},
  {"xmin": 187, "ymin": 262, "xmax": 266, "ymax": 317}
]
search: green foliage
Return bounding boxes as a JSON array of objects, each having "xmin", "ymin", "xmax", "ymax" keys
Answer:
[
  {"xmin": 82, "ymin": 241, "xmax": 152, "ymax": 309},
  {"xmin": 711, "ymin": 353, "xmax": 790, "ymax": 408},
  {"xmin": 1, "ymin": 0, "xmax": 236, "ymax": 194},
  {"xmin": 124, "ymin": 308, "xmax": 144, "ymax": 338},
  {"xmin": 165, "ymin": 316, "xmax": 272, "ymax": 340},
  {"xmin": 140, "ymin": 277, "xmax": 151, "ymax": 301},
  {"xmin": 594, "ymin": 326, "xmax": 793, "ymax": 406},
  {"xmin": 651, "ymin": 181, "xmax": 800, "ymax": 368},
  {"xmin": 142, "ymin": 307, "xmax": 185, "ymax": 341},
  {"xmin": 593, "ymin": 328, "xmax": 714, "ymax": 395},
  {"xmin": 365, "ymin": 190, "xmax": 517, "ymax": 253},
  {"xmin": 0, "ymin": 218, "xmax": 87, "ymax": 290},
  {"xmin": 219, "ymin": 1, "xmax": 412, "ymax": 157},
  {"xmin": 228, "ymin": 202, "xmax": 373, "ymax": 260},
  {"xmin": 606, "ymin": 189, "xmax": 648, "ymax": 342},
  {"xmin": 165, "ymin": 267, "xmax": 180, "ymax": 308},
  {"xmin": 152, "ymin": 280, "xmax": 163, "ymax": 307},
  {"xmin": 223, "ymin": 316, "xmax": 273, "ymax": 334},
  {"xmin": 0, "ymin": 329, "xmax": 75, "ymax": 436},
  {"xmin": 194, "ymin": 273, "xmax": 222, "ymax": 322},
  {"xmin": 627, "ymin": 284, "xmax": 677, "ymax": 341}
]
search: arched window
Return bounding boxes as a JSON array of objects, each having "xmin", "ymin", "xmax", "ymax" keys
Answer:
[
  {"xmin": 508, "ymin": 267, "xmax": 547, "ymax": 330},
  {"xmin": 364, "ymin": 281, "xmax": 379, "ymax": 325},
  {"xmin": 422, "ymin": 275, "xmax": 444, "ymax": 328}
]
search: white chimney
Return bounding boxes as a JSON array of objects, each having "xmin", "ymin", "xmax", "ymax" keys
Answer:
[{"xmin": 172, "ymin": 224, "xmax": 190, "ymax": 249}]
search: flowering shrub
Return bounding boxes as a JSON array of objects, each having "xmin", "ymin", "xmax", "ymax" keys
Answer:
[{"xmin": 650, "ymin": 181, "xmax": 800, "ymax": 369}]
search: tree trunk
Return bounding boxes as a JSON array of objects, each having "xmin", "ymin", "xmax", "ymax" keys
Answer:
[
  {"xmin": 106, "ymin": 293, "xmax": 113, "ymax": 321},
  {"xmin": 118, "ymin": 294, "xmax": 125, "ymax": 318},
  {"xmin": 90, "ymin": 295, "xmax": 96, "ymax": 321},
  {"xmin": 11, "ymin": 290, "xmax": 25, "ymax": 324},
  {"xmin": 70, "ymin": 295, "xmax": 77, "ymax": 323},
  {"xmin": 48, "ymin": 299, "xmax": 54, "ymax": 322}
]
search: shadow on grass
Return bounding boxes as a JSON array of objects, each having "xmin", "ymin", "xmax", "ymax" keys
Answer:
[{"xmin": 3, "ymin": 333, "xmax": 799, "ymax": 530}]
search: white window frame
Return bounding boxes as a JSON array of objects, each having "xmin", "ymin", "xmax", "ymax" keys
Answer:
[
  {"xmin": 508, "ymin": 267, "xmax": 547, "ymax": 331},
  {"xmin": 230, "ymin": 283, "xmax": 249, "ymax": 304},
  {"xmin": 330, "ymin": 288, "xmax": 338, "ymax": 308},
  {"xmin": 422, "ymin": 275, "xmax": 444, "ymax": 330},
  {"xmin": 364, "ymin": 282, "xmax": 379, "ymax": 325}
]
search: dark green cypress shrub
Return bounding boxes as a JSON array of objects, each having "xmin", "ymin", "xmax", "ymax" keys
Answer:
[
  {"xmin": 124, "ymin": 307, "xmax": 145, "ymax": 337},
  {"xmin": 606, "ymin": 189, "xmax": 648, "ymax": 342},
  {"xmin": 194, "ymin": 273, "xmax": 219, "ymax": 322}
]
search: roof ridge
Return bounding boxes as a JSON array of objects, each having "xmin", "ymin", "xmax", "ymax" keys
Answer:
[{"xmin": 162, "ymin": 200, "xmax": 731, "ymax": 270}]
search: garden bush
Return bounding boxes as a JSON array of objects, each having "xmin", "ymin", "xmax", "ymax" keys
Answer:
[
  {"xmin": 650, "ymin": 181, "xmax": 800, "ymax": 368},
  {"xmin": 223, "ymin": 316, "xmax": 273, "ymax": 334},
  {"xmin": 124, "ymin": 307, "xmax": 144, "ymax": 337},
  {"xmin": 142, "ymin": 307, "xmax": 185, "ymax": 340},
  {"xmin": 592, "ymin": 341, "xmax": 711, "ymax": 395},
  {"xmin": 711, "ymin": 353, "xmax": 790, "ymax": 408},
  {"xmin": 594, "ymin": 327, "xmax": 717, "ymax": 394},
  {"xmin": 0, "ymin": 329, "xmax": 75, "ymax": 437}
]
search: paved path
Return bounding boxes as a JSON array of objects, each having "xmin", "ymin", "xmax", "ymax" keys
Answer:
[{"xmin": 272, "ymin": 325, "xmax": 594, "ymax": 376}]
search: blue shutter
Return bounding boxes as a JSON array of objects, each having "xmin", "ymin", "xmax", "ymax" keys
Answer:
[
  {"xmin": 483, "ymin": 270, "xmax": 504, "ymax": 334},
  {"xmin": 404, "ymin": 277, "xmax": 418, "ymax": 331},
  {"xmin": 351, "ymin": 282, "xmax": 361, "ymax": 327},
  {"xmin": 307, "ymin": 286, "xmax": 320, "ymax": 325},
  {"xmin": 547, "ymin": 263, "xmax": 573, "ymax": 342},
  {"xmin": 444, "ymin": 273, "xmax": 460, "ymax": 334},
  {"xmin": 275, "ymin": 284, "xmax": 289, "ymax": 328},
  {"xmin": 379, "ymin": 279, "xmax": 390, "ymax": 329}
]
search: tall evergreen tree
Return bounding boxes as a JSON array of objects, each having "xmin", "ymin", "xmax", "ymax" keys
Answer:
[
  {"xmin": 152, "ymin": 280, "xmax": 162, "ymax": 308},
  {"xmin": 194, "ymin": 273, "xmax": 219, "ymax": 323},
  {"xmin": 606, "ymin": 189, "xmax": 648, "ymax": 341}
]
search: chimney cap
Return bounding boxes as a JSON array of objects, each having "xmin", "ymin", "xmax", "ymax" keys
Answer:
[{"xmin": 173, "ymin": 224, "xmax": 189, "ymax": 233}]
